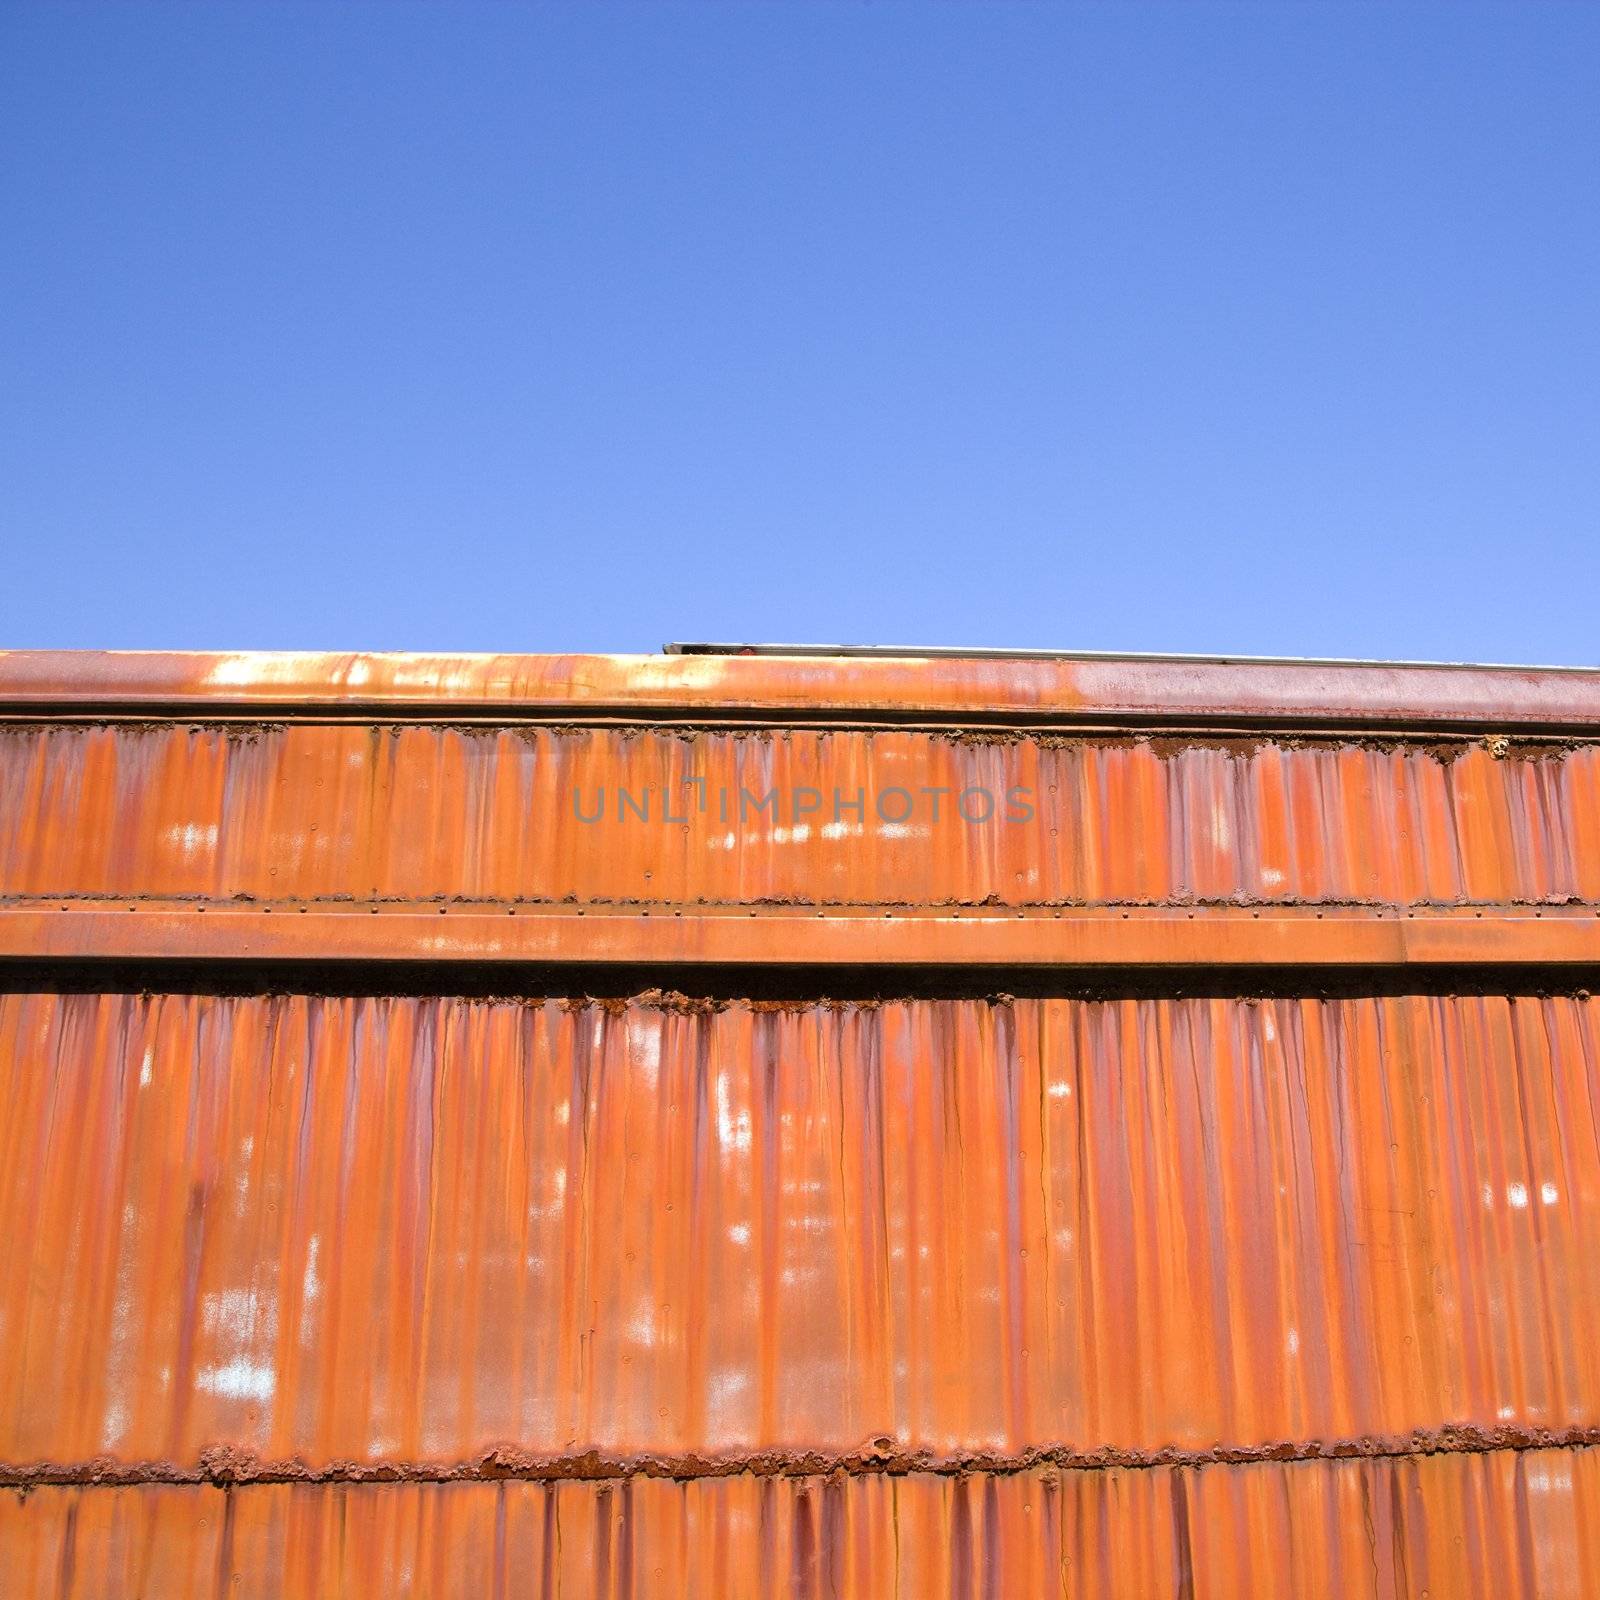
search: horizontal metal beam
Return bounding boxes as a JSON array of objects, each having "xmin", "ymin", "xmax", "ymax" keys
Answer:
[
  {"xmin": 2, "ymin": 903, "xmax": 1598, "ymax": 968},
  {"xmin": 666, "ymin": 641, "xmax": 1600, "ymax": 672},
  {"xmin": 2, "ymin": 650, "xmax": 1598, "ymax": 731}
]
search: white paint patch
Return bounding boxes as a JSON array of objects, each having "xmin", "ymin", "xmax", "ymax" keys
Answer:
[
  {"xmin": 1047, "ymin": 1081, "xmax": 1072, "ymax": 1100},
  {"xmin": 1526, "ymin": 1462, "xmax": 1573, "ymax": 1495},
  {"xmin": 203, "ymin": 1286, "xmax": 274, "ymax": 1339},
  {"xmin": 235, "ymin": 1138, "xmax": 254, "ymax": 1206},
  {"xmin": 728, "ymin": 1223, "xmax": 751, "ymax": 1246},
  {"xmin": 196, "ymin": 1359, "xmax": 277, "ymax": 1404},
  {"xmin": 101, "ymin": 1197, "xmax": 145, "ymax": 1449},
  {"xmin": 299, "ymin": 1235, "xmax": 321, "ymax": 1346},
  {"xmin": 163, "ymin": 822, "xmax": 219, "ymax": 857},
  {"xmin": 1507, "ymin": 1182, "xmax": 1529, "ymax": 1209},
  {"xmin": 632, "ymin": 1022, "xmax": 661, "ymax": 1089},
  {"xmin": 1541, "ymin": 1182, "xmax": 1560, "ymax": 1206},
  {"xmin": 102, "ymin": 1400, "xmax": 129, "ymax": 1445},
  {"xmin": 715, "ymin": 1071, "xmax": 752, "ymax": 1154},
  {"xmin": 876, "ymin": 822, "xmax": 928, "ymax": 842},
  {"xmin": 708, "ymin": 1369, "xmax": 750, "ymax": 1412}
]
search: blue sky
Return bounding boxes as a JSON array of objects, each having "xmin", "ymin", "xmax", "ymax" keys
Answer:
[{"xmin": 2, "ymin": 3, "xmax": 1596, "ymax": 661}]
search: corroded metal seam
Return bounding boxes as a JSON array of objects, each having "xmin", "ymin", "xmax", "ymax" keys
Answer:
[{"xmin": 8, "ymin": 1424, "xmax": 1600, "ymax": 1490}]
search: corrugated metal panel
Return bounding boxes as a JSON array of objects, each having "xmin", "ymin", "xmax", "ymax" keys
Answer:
[
  {"xmin": 3, "ymin": 1450, "xmax": 1598, "ymax": 1599},
  {"xmin": 5, "ymin": 723, "xmax": 1599, "ymax": 908},
  {"xmin": 5, "ymin": 990, "xmax": 1599, "ymax": 1474},
  {"xmin": 5, "ymin": 650, "xmax": 1600, "ymax": 1596}
]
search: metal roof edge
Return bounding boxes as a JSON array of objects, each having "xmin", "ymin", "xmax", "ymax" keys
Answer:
[
  {"xmin": 666, "ymin": 642, "xmax": 1600, "ymax": 673},
  {"xmin": 1, "ymin": 649, "xmax": 1598, "ymax": 732}
]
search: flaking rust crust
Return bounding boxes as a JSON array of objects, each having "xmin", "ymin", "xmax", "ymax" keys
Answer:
[{"xmin": 9, "ymin": 1423, "xmax": 1600, "ymax": 1490}]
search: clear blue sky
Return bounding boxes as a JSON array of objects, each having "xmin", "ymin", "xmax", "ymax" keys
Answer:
[{"xmin": 2, "ymin": 4, "xmax": 1596, "ymax": 662}]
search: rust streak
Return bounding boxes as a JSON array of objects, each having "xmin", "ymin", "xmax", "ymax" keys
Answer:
[
  {"xmin": 6, "ymin": 992, "xmax": 1600, "ymax": 1478},
  {"xmin": 7, "ymin": 721, "xmax": 1600, "ymax": 913},
  {"xmin": 5, "ymin": 1452, "xmax": 1600, "ymax": 1598}
]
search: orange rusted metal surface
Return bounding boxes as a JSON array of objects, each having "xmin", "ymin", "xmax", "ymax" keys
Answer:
[
  {"xmin": 4, "ymin": 647, "xmax": 1600, "ymax": 729},
  {"xmin": 5, "ymin": 989, "xmax": 1600, "ymax": 1475},
  {"xmin": 3, "ymin": 722, "xmax": 1600, "ymax": 911},
  {"xmin": 4, "ymin": 649, "xmax": 1600, "ymax": 1595},
  {"xmin": 6, "ymin": 903, "xmax": 1600, "ymax": 968},
  {"xmin": 4, "ymin": 1448, "xmax": 1600, "ymax": 1599}
]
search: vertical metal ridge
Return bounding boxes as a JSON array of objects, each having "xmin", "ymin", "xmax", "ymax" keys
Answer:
[{"xmin": 6, "ymin": 992, "xmax": 1600, "ymax": 1479}]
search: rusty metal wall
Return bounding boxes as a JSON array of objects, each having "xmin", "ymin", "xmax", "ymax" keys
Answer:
[
  {"xmin": 3, "ymin": 652, "xmax": 1599, "ymax": 1596},
  {"xmin": 4, "ymin": 989, "xmax": 1599, "ymax": 1474},
  {"xmin": 4, "ymin": 722, "xmax": 1599, "ymax": 908},
  {"xmin": 5, "ymin": 1451, "xmax": 1600, "ymax": 1600}
]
